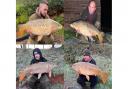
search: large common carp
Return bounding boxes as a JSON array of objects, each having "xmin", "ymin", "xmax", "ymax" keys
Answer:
[
  {"xmin": 17, "ymin": 19, "xmax": 63, "ymax": 43},
  {"xmin": 19, "ymin": 62, "xmax": 57, "ymax": 82},
  {"xmin": 72, "ymin": 62, "xmax": 108, "ymax": 84},
  {"xmin": 70, "ymin": 21, "xmax": 104, "ymax": 46}
]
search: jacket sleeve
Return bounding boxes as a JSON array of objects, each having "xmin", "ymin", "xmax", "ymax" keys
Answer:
[
  {"xmin": 70, "ymin": 9, "xmax": 88, "ymax": 23},
  {"xmin": 90, "ymin": 59, "xmax": 96, "ymax": 65},
  {"xmin": 41, "ymin": 57, "xmax": 47, "ymax": 62},
  {"xmin": 80, "ymin": 8, "xmax": 88, "ymax": 21},
  {"xmin": 30, "ymin": 59, "xmax": 35, "ymax": 65},
  {"xmin": 92, "ymin": 13, "xmax": 97, "ymax": 25}
]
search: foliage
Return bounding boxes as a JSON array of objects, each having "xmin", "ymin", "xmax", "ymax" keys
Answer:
[
  {"xmin": 64, "ymin": 29, "xmax": 76, "ymax": 40},
  {"xmin": 54, "ymin": 15, "xmax": 64, "ymax": 25},
  {"xmin": 48, "ymin": 0, "xmax": 64, "ymax": 15}
]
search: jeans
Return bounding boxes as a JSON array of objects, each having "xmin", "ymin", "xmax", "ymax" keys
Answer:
[{"xmin": 77, "ymin": 74, "xmax": 98, "ymax": 88}]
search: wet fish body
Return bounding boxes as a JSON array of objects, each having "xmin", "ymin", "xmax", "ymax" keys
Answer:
[
  {"xmin": 72, "ymin": 62, "xmax": 108, "ymax": 84},
  {"xmin": 19, "ymin": 62, "xmax": 57, "ymax": 81}
]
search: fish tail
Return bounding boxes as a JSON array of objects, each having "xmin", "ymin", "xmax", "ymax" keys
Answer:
[
  {"xmin": 19, "ymin": 71, "xmax": 26, "ymax": 82},
  {"xmin": 17, "ymin": 24, "xmax": 27, "ymax": 38},
  {"xmin": 99, "ymin": 71, "xmax": 108, "ymax": 84}
]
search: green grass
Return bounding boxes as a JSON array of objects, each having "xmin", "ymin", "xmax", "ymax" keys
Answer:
[
  {"xmin": 54, "ymin": 28, "xmax": 64, "ymax": 36},
  {"xmin": 52, "ymin": 64, "xmax": 64, "ymax": 76},
  {"xmin": 64, "ymin": 29, "xmax": 76, "ymax": 40},
  {"xmin": 54, "ymin": 15, "xmax": 64, "ymax": 25},
  {"xmin": 51, "ymin": 83, "xmax": 63, "ymax": 89}
]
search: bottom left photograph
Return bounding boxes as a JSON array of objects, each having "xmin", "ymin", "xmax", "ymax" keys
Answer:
[{"xmin": 16, "ymin": 46, "xmax": 64, "ymax": 89}]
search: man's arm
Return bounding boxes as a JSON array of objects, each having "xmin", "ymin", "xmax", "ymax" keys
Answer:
[
  {"xmin": 92, "ymin": 12, "xmax": 97, "ymax": 25},
  {"xmin": 90, "ymin": 58, "xmax": 96, "ymax": 65},
  {"xmin": 30, "ymin": 59, "xmax": 35, "ymax": 65},
  {"xmin": 80, "ymin": 8, "xmax": 88, "ymax": 21},
  {"xmin": 70, "ymin": 8, "xmax": 88, "ymax": 24},
  {"xmin": 41, "ymin": 57, "xmax": 47, "ymax": 62}
]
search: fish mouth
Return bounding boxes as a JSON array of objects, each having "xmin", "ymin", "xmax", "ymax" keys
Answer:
[
  {"xmin": 59, "ymin": 23, "xmax": 63, "ymax": 29},
  {"xmin": 59, "ymin": 25, "xmax": 63, "ymax": 29},
  {"xmin": 70, "ymin": 24, "xmax": 73, "ymax": 28},
  {"xmin": 70, "ymin": 24, "xmax": 75, "ymax": 29}
]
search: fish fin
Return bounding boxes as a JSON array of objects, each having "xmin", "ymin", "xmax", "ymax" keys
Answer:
[
  {"xmin": 85, "ymin": 36, "xmax": 89, "ymax": 41},
  {"xmin": 86, "ymin": 75, "xmax": 90, "ymax": 81},
  {"xmin": 27, "ymin": 37, "xmax": 33, "ymax": 44},
  {"xmin": 50, "ymin": 34, "xmax": 54, "ymax": 41},
  {"xmin": 37, "ymin": 35, "xmax": 43, "ymax": 42},
  {"xmin": 48, "ymin": 71, "xmax": 52, "ymax": 78},
  {"xmin": 75, "ymin": 72, "xmax": 79, "ymax": 78},
  {"xmin": 97, "ymin": 32, "xmax": 104, "ymax": 47},
  {"xmin": 38, "ymin": 73, "xmax": 42, "ymax": 79},
  {"xmin": 100, "ymin": 71, "xmax": 108, "ymax": 84}
]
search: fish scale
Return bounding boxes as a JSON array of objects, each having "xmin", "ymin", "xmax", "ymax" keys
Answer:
[
  {"xmin": 19, "ymin": 62, "xmax": 57, "ymax": 82},
  {"xmin": 72, "ymin": 62, "xmax": 108, "ymax": 84},
  {"xmin": 70, "ymin": 21, "xmax": 104, "ymax": 46},
  {"xmin": 21, "ymin": 19, "xmax": 62, "ymax": 35},
  {"xmin": 18, "ymin": 19, "xmax": 63, "ymax": 43},
  {"xmin": 25, "ymin": 19, "xmax": 54, "ymax": 35}
]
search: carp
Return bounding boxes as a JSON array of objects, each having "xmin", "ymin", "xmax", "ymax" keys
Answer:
[
  {"xmin": 18, "ymin": 19, "xmax": 63, "ymax": 43},
  {"xmin": 70, "ymin": 21, "xmax": 104, "ymax": 46},
  {"xmin": 72, "ymin": 62, "xmax": 108, "ymax": 84},
  {"xmin": 19, "ymin": 62, "xmax": 57, "ymax": 82}
]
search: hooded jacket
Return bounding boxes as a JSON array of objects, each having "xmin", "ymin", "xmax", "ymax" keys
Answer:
[{"xmin": 30, "ymin": 48, "xmax": 47, "ymax": 65}]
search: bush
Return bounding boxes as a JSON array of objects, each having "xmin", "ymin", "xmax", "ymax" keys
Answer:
[
  {"xmin": 48, "ymin": 0, "xmax": 64, "ymax": 16},
  {"xmin": 54, "ymin": 15, "xmax": 64, "ymax": 25},
  {"xmin": 16, "ymin": 0, "xmax": 42, "ymax": 26},
  {"xmin": 64, "ymin": 29, "xmax": 76, "ymax": 40},
  {"xmin": 64, "ymin": 46, "xmax": 78, "ymax": 64}
]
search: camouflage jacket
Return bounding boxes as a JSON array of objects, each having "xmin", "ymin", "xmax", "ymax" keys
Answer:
[{"xmin": 29, "ymin": 13, "xmax": 49, "ymax": 21}]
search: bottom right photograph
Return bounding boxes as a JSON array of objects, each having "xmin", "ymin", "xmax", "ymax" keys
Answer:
[{"xmin": 64, "ymin": 40, "xmax": 112, "ymax": 89}]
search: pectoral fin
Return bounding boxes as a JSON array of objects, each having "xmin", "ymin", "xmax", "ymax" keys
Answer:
[
  {"xmin": 48, "ymin": 71, "xmax": 52, "ymax": 78},
  {"xmin": 37, "ymin": 35, "xmax": 43, "ymax": 42},
  {"xmin": 27, "ymin": 37, "xmax": 33, "ymax": 44},
  {"xmin": 50, "ymin": 34, "xmax": 54, "ymax": 41},
  {"xmin": 86, "ymin": 75, "xmax": 90, "ymax": 81},
  {"xmin": 38, "ymin": 73, "xmax": 42, "ymax": 79}
]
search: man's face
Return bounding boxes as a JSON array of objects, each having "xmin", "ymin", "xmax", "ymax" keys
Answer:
[
  {"xmin": 34, "ymin": 52, "xmax": 40, "ymax": 60},
  {"xmin": 88, "ymin": 1, "xmax": 96, "ymax": 14},
  {"xmin": 84, "ymin": 55, "xmax": 91, "ymax": 62},
  {"xmin": 39, "ymin": 3, "xmax": 48, "ymax": 17}
]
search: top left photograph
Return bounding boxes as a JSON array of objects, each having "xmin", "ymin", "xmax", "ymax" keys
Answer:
[{"xmin": 16, "ymin": 0, "xmax": 64, "ymax": 44}]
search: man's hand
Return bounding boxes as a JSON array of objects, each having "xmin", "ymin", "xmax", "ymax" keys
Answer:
[
  {"xmin": 46, "ymin": 14, "xmax": 50, "ymax": 18},
  {"xmin": 76, "ymin": 29, "xmax": 80, "ymax": 33}
]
